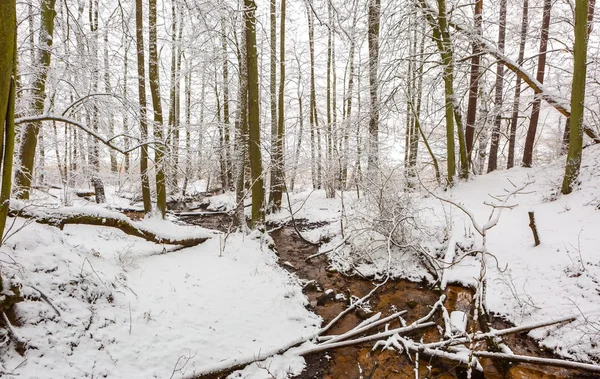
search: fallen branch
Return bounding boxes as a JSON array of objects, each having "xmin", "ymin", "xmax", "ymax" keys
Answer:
[
  {"xmin": 9, "ymin": 207, "xmax": 210, "ymax": 247},
  {"xmin": 306, "ymin": 235, "xmax": 350, "ymax": 261},
  {"xmin": 472, "ymin": 351, "xmax": 600, "ymax": 373},
  {"xmin": 319, "ymin": 310, "xmax": 408, "ymax": 345},
  {"xmin": 296, "ymin": 321, "xmax": 436, "ymax": 356},
  {"xmin": 424, "ymin": 314, "xmax": 577, "ymax": 350}
]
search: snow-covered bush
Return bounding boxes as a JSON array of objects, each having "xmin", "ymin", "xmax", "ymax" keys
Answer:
[{"xmin": 333, "ymin": 172, "xmax": 444, "ymax": 281}]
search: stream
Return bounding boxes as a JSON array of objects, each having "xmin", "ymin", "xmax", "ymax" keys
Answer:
[{"xmin": 178, "ymin": 211, "xmax": 594, "ymax": 379}]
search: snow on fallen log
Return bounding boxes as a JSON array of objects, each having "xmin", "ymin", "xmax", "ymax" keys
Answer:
[
  {"xmin": 9, "ymin": 201, "xmax": 213, "ymax": 247},
  {"xmin": 472, "ymin": 351, "xmax": 600, "ymax": 373},
  {"xmin": 424, "ymin": 314, "xmax": 578, "ymax": 350}
]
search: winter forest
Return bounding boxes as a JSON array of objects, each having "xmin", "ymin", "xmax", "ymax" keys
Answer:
[{"xmin": 1, "ymin": 0, "xmax": 600, "ymax": 377}]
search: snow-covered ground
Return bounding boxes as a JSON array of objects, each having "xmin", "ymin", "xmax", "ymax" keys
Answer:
[
  {"xmin": 437, "ymin": 146, "xmax": 600, "ymax": 363},
  {"xmin": 1, "ymin": 212, "xmax": 319, "ymax": 378},
  {"xmin": 2, "ymin": 146, "xmax": 600, "ymax": 378}
]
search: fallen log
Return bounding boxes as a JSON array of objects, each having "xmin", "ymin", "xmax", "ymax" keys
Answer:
[
  {"xmin": 424, "ymin": 314, "xmax": 577, "ymax": 350},
  {"xmin": 9, "ymin": 207, "xmax": 210, "ymax": 247},
  {"xmin": 472, "ymin": 351, "xmax": 600, "ymax": 373}
]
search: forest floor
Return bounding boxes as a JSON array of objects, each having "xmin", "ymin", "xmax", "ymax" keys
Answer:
[{"xmin": 1, "ymin": 147, "xmax": 600, "ymax": 378}]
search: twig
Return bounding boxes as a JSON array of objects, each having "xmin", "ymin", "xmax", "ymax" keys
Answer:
[
  {"xmin": 28, "ymin": 284, "xmax": 61, "ymax": 316},
  {"xmin": 305, "ymin": 236, "xmax": 349, "ymax": 261}
]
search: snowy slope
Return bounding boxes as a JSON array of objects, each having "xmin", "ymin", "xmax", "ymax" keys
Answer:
[
  {"xmin": 430, "ymin": 145, "xmax": 600, "ymax": 363},
  {"xmin": 1, "ymin": 217, "xmax": 319, "ymax": 378}
]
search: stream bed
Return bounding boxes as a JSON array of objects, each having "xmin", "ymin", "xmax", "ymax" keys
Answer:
[{"xmin": 182, "ymin": 213, "xmax": 593, "ymax": 379}]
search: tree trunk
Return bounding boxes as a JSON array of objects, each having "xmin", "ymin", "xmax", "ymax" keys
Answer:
[
  {"xmin": 409, "ymin": 23, "xmax": 425, "ymax": 177},
  {"xmin": 419, "ymin": 0, "xmax": 458, "ymax": 184},
  {"xmin": 465, "ymin": 0, "xmax": 482, "ymax": 162},
  {"xmin": 182, "ymin": 61, "xmax": 192, "ymax": 195},
  {"xmin": 306, "ymin": 1, "xmax": 319, "ymax": 190},
  {"xmin": 269, "ymin": 0, "xmax": 286, "ymax": 210},
  {"xmin": 561, "ymin": 0, "xmax": 595, "ymax": 154},
  {"xmin": 168, "ymin": 1, "xmax": 179, "ymax": 191},
  {"xmin": 324, "ymin": 1, "xmax": 335, "ymax": 198},
  {"xmin": 123, "ymin": 40, "xmax": 130, "ymax": 173},
  {"xmin": 367, "ymin": 0, "xmax": 381, "ymax": 178},
  {"xmin": 268, "ymin": 0, "xmax": 277, "ymax": 209},
  {"xmin": 15, "ymin": 0, "xmax": 56, "ymax": 200},
  {"xmin": 244, "ymin": 0, "xmax": 265, "ymax": 228},
  {"xmin": 105, "ymin": 27, "xmax": 118, "ymax": 174},
  {"xmin": 522, "ymin": 0, "xmax": 551, "ymax": 168},
  {"xmin": 91, "ymin": 176, "xmax": 106, "ymax": 203},
  {"xmin": 487, "ymin": 0, "xmax": 507, "ymax": 172},
  {"xmin": 222, "ymin": 17, "xmax": 232, "ymax": 189},
  {"xmin": 0, "ymin": 0, "xmax": 17, "ymax": 239},
  {"xmin": 235, "ymin": 15, "xmax": 248, "ymax": 229},
  {"xmin": 135, "ymin": 0, "xmax": 152, "ymax": 213},
  {"xmin": 290, "ymin": 54, "xmax": 304, "ymax": 191},
  {"xmin": 561, "ymin": 0, "xmax": 589, "ymax": 194},
  {"xmin": 507, "ymin": 0, "xmax": 528, "ymax": 169},
  {"xmin": 341, "ymin": 5, "xmax": 358, "ymax": 188},
  {"xmin": 149, "ymin": 0, "xmax": 167, "ymax": 217},
  {"xmin": 89, "ymin": 0, "xmax": 100, "ymax": 171}
]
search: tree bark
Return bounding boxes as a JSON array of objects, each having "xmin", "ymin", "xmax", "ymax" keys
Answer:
[
  {"xmin": 487, "ymin": 0, "xmax": 507, "ymax": 172},
  {"xmin": 561, "ymin": 0, "xmax": 596, "ymax": 153},
  {"xmin": 268, "ymin": 0, "xmax": 278, "ymax": 209},
  {"xmin": 269, "ymin": 0, "xmax": 286, "ymax": 210},
  {"xmin": 149, "ymin": 0, "xmax": 167, "ymax": 217},
  {"xmin": 222, "ymin": 18, "xmax": 232, "ymax": 189},
  {"xmin": 367, "ymin": 0, "xmax": 381, "ymax": 178},
  {"xmin": 15, "ymin": 0, "xmax": 57, "ymax": 200},
  {"xmin": 244, "ymin": 0, "xmax": 265, "ymax": 228},
  {"xmin": 561, "ymin": 0, "xmax": 589, "ymax": 194},
  {"xmin": 234, "ymin": 15, "xmax": 248, "ymax": 229},
  {"xmin": 522, "ymin": 0, "xmax": 551, "ymax": 168},
  {"xmin": 0, "ymin": 0, "xmax": 17, "ymax": 240},
  {"xmin": 341, "ymin": 4, "xmax": 358, "ymax": 188},
  {"xmin": 507, "ymin": 0, "xmax": 528, "ymax": 169},
  {"xmin": 306, "ymin": 1, "xmax": 319, "ymax": 190},
  {"xmin": 465, "ymin": 0, "xmax": 482, "ymax": 163},
  {"xmin": 104, "ymin": 28, "xmax": 118, "ymax": 174},
  {"xmin": 135, "ymin": 0, "xmax": 152, "ymax": 213}
]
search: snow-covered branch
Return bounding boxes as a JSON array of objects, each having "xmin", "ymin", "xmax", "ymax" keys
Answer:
[{"xmin": 14, "ymin": 114, "xmax": 164, "ymax": 154}]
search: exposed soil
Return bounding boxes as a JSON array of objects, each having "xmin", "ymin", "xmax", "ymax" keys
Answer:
[{"xmin": 181, "ymin": 212, "xmax": 596, "ymax": 379}]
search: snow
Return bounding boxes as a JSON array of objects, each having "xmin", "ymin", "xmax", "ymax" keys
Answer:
[
  {"xmin": 434, "ymin": 145, "xmax": 600, "ymax": 363},
  {"xmin": 3, "ymin": 145, "xmax": 600, "ymax": 377},
  {"xmin": 1, "ymin": 219, "xmax": 319, "ymax": 378}
]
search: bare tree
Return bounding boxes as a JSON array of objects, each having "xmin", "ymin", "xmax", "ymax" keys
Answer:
[
  {"xmin": 522, "ymin": 0, "xmax": 551, "ymax": 168},
  {"xmin": 15, "ymin": 0, "xmax": 57, "ymax": 199},
  {"xmin": 149, "ymin": 0, "xmax": 167, "ymax": 217}
]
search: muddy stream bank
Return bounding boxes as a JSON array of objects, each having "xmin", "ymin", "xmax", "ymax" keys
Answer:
[{"xmin": 181, "ymin": 213, "xmax": 593, "ymax": 379}]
